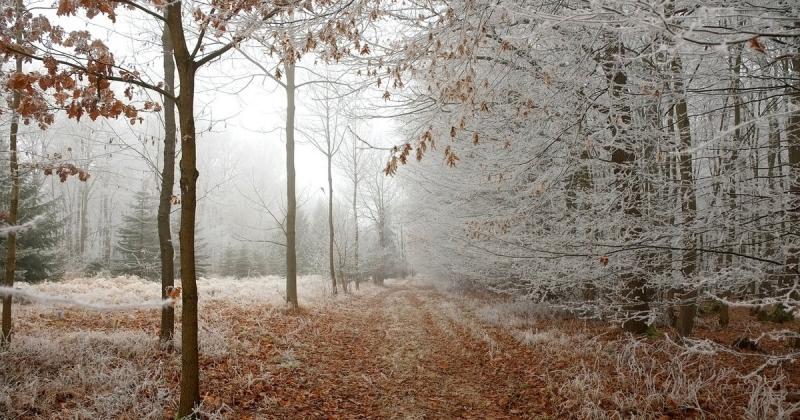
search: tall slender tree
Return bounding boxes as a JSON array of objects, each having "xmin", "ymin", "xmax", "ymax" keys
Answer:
[
  {"xmin": 157, "ymin": 20, "xmax": 178, "ymax": 348},
  {"xmin": 305, "ymin": 92, "xmax": 346, "ymax": 294},
  {"xmin": 342, "ymin": 127, "xmax": 367, "ymax": 290},
  {"xmin": 671, "ymin": 53, "xmax": 698, "ymax": 337},
  {"xmin": 284, "ymin": 60, "xmax": 299, "ymax": 307},
  {"xmin": 1, "ymin": 0, "xmax": 24, "ymax": 347}
]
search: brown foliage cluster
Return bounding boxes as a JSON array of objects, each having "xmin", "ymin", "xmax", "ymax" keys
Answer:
[
  {"xmin": 384, "ymin": 129, "xmax": 436, "ymax": 175},
  {"xmin": 379, "ymin": 4, "xmax": 548, "ymax": 175},
  {"xmin": 41, "ymin": 162, "xmax": 90, "ymax": 182},
  {"xmin": 0, "ymin": 0, "xmax": 169, "ymax": 128}
]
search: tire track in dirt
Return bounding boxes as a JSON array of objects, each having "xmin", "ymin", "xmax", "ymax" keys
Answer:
[
  {"xmin": 369, "ymin": 286, "xmax": 555, "ymax": 419},
  {"xmin": 174, "ymin": 283, "xmax": 558, "ymax": 418}
]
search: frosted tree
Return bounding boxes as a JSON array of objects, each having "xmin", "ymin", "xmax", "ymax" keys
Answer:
[
  {"xmin": 114, "ymin": 188, "xmax": 160, "ymax": 280},
  {"xmin": 377, "ymin": 0, "xmax": 800, "ymax": 337}
]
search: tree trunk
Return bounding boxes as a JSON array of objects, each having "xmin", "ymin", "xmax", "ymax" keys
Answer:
[
  {"xmin": 2, "ymin": 0, "xmax": 23, "ymax": 347},
  {"xmin": 767, "ymin": 116, "xmax": 780, "ymax": 191},
  {"xmin": 672, "ymin": 54, "xmax": 698, "ymax": 337},
  {"xmin": 352, "ymin": 144, "xmax": 360, "ymax": 291},
  {"xmin": 715, "ymin": 46, "xmax": 744, "ymax": 326},
  {"xmin": 102, "ymin": 195, "xmax": 112, "ymax": 266},
  {"xmin": 328, "ymin": 148, "xmax": 337, "ymax": 295},
  {"xmin": 566, "ymin": 120, "xmax": 593, "ymax": 300},
  {"xmin": 602, "ymin": 39, "xmax": 647, "ymax": 334},
  {"xmin": 78, "ymin": 183, "xmax": 90, "ymax": 255},
  {"xmin": 399, "ymin": 225, "xmax": 407, "ymax": 278},
  {"xmin": 375, "ymin": 217, "xmax": 385, "ymax": 286},
  {"xmin": 725, "ymin": 46, "xmax": 743, "ymax": 266},
  {"xmin": 718, "ymin": 303, "xmax": 730, "ymax": 327},
  {"xmin": 285, "ymin": 62, "xmax": 298, "ymax": 308},
  {"xmin": 166, "ymin": 4, "xmax": 200, "ymax": 416},
  {"xmin": 158, "ymin": 21, "xmax": 177, "ymax": 348},
  {"xmin": 787, "ymin": 53, "xmax": 800, "ymax": 302}
]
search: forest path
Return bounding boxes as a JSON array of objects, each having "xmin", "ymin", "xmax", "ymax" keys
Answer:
[{"xmin": 203, "ymin": 282, "xmax": 556, "ymax": 419}]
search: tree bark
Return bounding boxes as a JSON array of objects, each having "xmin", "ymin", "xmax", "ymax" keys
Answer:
[
  {"xmin": 375, "ymin": 216, "xmax": 385, "ymax": 286},
  {"xmin": 787, "ymin": 53, "xmax": 800, "ymax": 298},
  {"xmin": 166, "ymin": 3, "xmax": 200, "ymax": 416},
  {"xmin": 102, "ymin": 195, "xmax": 112, "ymax": 266},
  {"xmin": 1, "ymin": 0, "xmax": 23, "ymax": 347},
  {"xmin": 352, "ymin": 141, "xmax": 360, "ymax": 291},
  {"xmin": 328, "ymin": 142, "xmax": 337, "ymax": 295},
  {"xmin": 602, "ymin": 39, "xmax": 647, "ymax": 334},
  {"xmin": 672, "ymin": 54, "xmax": 698, "ymax": 337},
  {"xmin": 158, "ymin": 21, "xmax": 177, "ymax": 348},
  {"xmin": 78, "ymin": 182, "xmax": 91, "ymax": 255},
  {"xmin": 285, "ymin": 62, "xmax": 298, "ymax": 308}
]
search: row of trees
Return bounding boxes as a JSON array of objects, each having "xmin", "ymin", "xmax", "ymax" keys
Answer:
[
  {"xmin": 232, "ymin": 193, "xmax": 408, "ymax": 282},
  {"xmin": 98, "ymin": 178, "xmax": 408, "ymax": 283},
  {"xmin": 3, "ymin": 0, "xmax": 796, "ymax": 415},
  {"xmin": 0, "ymin": 0, "xmax": 406, "ymax": 416}
]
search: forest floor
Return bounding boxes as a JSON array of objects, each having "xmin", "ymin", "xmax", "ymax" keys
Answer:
[{"xmin": 2, "ymin": 277, "xmax": 799, "ymax": 419}]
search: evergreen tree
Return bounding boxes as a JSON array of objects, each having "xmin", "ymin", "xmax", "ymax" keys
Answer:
[
  {"xmin": 220, "ymin": 246, "xmax": 236, "ymax": 277},
  {"xmin": 233, "ymin": 245, "xmax": 251, "ymax": 278},
  {"xmin": 172, "ymin": 218, "xmax": 211, "ymax": 278},
  {"xmin": 0, "ymin": 170, "xmax": 64, "ymax": 282},
  {"xmin": 113, "ymin": 188, "xmax": 160, "ymax": 279},
  {"xmin": 194, "ymin": 224, "xmax": 212, "ymax": 278},
  {"xmin": 250, "ymin": 247, "xmax": 267, "ymax": 277},
  {"xmin": 264, "ymin": 236, "xmax": 285, "ymax": 276}
]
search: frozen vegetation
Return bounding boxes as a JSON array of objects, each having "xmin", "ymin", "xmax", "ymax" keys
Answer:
[{"xmin": 1, "ymin": 0, "xmax": 799, "ymax": 418}]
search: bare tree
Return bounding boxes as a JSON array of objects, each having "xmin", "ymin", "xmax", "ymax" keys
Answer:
[
  {"xmin": 157, "ymin": 20, "xmax": 177, "ymax": 348},
  {"xmin": 341, "ymin": 126, "xmax": 367, "ymax": 290},
  {"xmin": 284, "ymin": 61, "xmax": 299, "ymax": 307},
  {"xmin": 303, "ymin": 90, "xmax": 346, "ymax": 294},
  {"xmin": 362, "ymin": 153, "xmax": 399, "ymax": 286}
]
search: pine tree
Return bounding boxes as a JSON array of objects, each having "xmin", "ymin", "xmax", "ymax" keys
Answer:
[
  {"xmin": 250, "ymin": 247, "xmax": 267, "ymax": 277},
  {"xmin": 113, "ymin": 188, "xmax": 160, "ymax": 279},
  {"xmin": 220, "ymin": 246, "xmax": 236, "ymax": 277},
  {"xmin": 233, "ymin": 245, "xmax": 251, "ymax": 278},
  {"xmin": 264, "ymin": 235, "xmax": 285, "ymax": 276},
  {"xmin": 172, "ymin": 218, "xmax": 210, "ymax": 278},
  {"xmin": 0, "ymin": 170, "xmax": 64, "ymax": 282},
  {"xmin": 194, "ymin": 224, "xmax": 211, "ymax": 278}
]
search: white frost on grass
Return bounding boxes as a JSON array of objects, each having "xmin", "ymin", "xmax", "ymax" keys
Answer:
[
  {"xmin": 11, "ymin": 274, "xmax": 333, "ymax": 310},
  {"xmin": 513, "ymin": 328, "xmax": 575, "ymax": 347},
  {"xmin": 0, "ymin": 285, "xmax": 174, "ymax": 311},
  {"xmin": 0, "ymin": 330, "xmax": 173, "ymax": 419},
  {"xmin": 0, "ymin": 274, "xmax": 343, "ymax": 418},
  {"xmin": 477, "ymin": 300, "xmax": 570, "ymax": 329}
]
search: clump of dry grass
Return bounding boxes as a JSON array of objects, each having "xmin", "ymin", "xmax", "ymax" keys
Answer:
[
  {"xmin": 0, "ymin": 274, "xmax": 346, "ymax": 418},
  {"xmin": 468, "ymin": 293, "xmax": 800, "ymax": 419},
  {"xmin": 512, "ymin": 328, "xmax": 576, "ymax": 347},
  {"xmin": 477, "ymin": 300, "xmax": 572, "ymax": 329},
  {"xmin": 0, "ymin": 331, "xmax": 175, "ymax": 419},
  {"xmin": 537, "ymin": 332, "xmax": 800, "ymax": 419}
]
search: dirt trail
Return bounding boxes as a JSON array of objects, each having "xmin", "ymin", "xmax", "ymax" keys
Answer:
[
  {"xmin": 7, "ymin": 280, "xmax": 799, "ymax": 418},
  {"xmin": 206, "ymin": 283, "xmax": 554, "ymax": 419}
]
